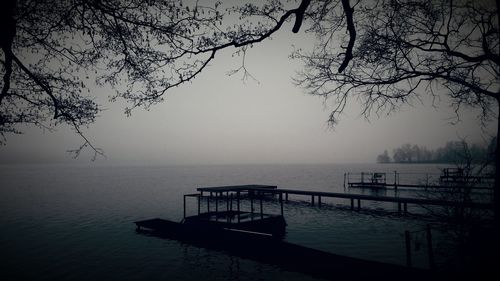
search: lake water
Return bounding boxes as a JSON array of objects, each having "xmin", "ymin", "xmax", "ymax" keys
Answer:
[{"xmin": 0, "ymin": 163, "xmax": 488, "ymax": 280}]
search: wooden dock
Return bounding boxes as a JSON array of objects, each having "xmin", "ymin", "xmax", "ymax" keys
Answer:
[
  {"xmin": 186, "ymin": 184, "xmax": 283, "ymax": 218},
  {"xmin": 191, "ymin": 184, "xmax": 493, "ymax": 215},
  {"xmin": 134, "ymin": 184, "xmax": 493, "ymax": 280},
  {"xmin": 344, "ymin": 171, "xmax": 494, "ymax": 191}
]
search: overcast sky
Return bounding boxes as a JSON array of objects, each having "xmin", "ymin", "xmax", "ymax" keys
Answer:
[{"xmin": 0, "ymin": 21, "xmax": 497, "ymax": 165}]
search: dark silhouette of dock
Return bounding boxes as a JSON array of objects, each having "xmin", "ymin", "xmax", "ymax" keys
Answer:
[
  {"xmin": 191, "ymin": 184, "xmax": 492, "ymax": 215},
  {"xmin": 135, "ymin": 184, "xmax": 493, "ymax": 280},
  {"xmin": 344, "ymin": 170, "xmax": 494, "ymax": 191}
]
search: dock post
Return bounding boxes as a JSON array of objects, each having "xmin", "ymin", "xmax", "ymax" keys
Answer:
[
  {"xmin": 260, "ymin": 197, "xmax": 264, "ymax": 220},
  {"xmin": 311, "ymin": 195, "xmax": 315, "ymax": 206},
  {"xmin": 279, "ymin": 192, "xmax": 284, "ymax": 216},
  {"xmin": 207, "ymin": 193, "xmax": 210, "ymax": 213},
  {"xmin": 226, "ymin": 192, "xmax": 230, "ymax": 223},
  {"xmin": 357, "ymin": 199, "xmax": 361, "ymax": 210},
  {"xmin": 197, "ymin": 194, "xmax": 201, "ymax": 215},
  {"xmin": 229, "ymin": 193, "xmax": 233, "ymax": 222},
  {"xmin": 350, "ymin": 198, "xmax": 354, "ymax": 210},
  {"xmin": 426, "ymin": 224, "xmax": 435, "ymax": 270},
  {"xmin": 318, "ymin": 196, "xmax": 322, "ymax": 207},
  {"xmin": 215, "ymin": 196, "xmax": 218, "ymax": 212},
  {"xmin": 343, "ymin": 173, "xmax": 346, "ymax": 190},
  {"xmin": 183, "ymin": 194, "xmax": 186, "ymax": 219},
  {"xmin": 237, "ymin": 191, "xmax": 241, "ymax": 223},
  {"xmin": 405, "ymin": 230, "xmax": 412, "ymax": 268},
  {"xmin": 394, "ymin": 171, "xmax": 398, "ymax": 190},
  {"xmin": 398, "ymin": 202, "xmax": 402, "ymax": 214},
  {"xmin": 285, "ymin": 193, "xmax": 288, "ymax": 202}
]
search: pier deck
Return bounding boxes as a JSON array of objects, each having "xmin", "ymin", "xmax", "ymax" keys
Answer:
[
  {"xmin": 193, "ymin": 185, "xmax": 493, "ymax": 214},
  {"xmin": 344, "ymin": 171, "xmax": 494, "ymax": 190}
]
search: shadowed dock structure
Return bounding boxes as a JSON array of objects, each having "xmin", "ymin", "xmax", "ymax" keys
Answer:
[
  {"xmin": 344, "ymin": 170, "xmax": 494, "ymax": 191},
  {"xmin": 190, "ymin": 184, "xmax": 492, "ymax": 215},
  {"xmin": 135, "ymin": 184, "xmax": 493, "ymax": 280}
]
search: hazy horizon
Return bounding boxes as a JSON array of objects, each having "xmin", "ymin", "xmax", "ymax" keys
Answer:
[{"xmin": 0, "ymin": 26, "xmax": 496, "ymax": 166}]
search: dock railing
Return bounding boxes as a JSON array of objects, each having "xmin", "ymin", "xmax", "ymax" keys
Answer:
[
  {"xmin": 192, "ymin": 186, "xmax": 492, "ymax": 216},
  {"xmin": 344, "ymin": 171, "xmax": 492, "ymax": 191}
]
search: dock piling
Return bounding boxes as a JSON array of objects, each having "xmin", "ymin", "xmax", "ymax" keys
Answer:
[
  {"xmin": 394, "ymin": 171, "xmax": 398, "ymax": 190},
  {"xmin": 207, "ymin": 193, "xmax": 210, "ymax": 213},
  {"xmin": 215, "ymin": 196, "xmax": 218, "ymax": 212},
  {"xmin": 237, "ymin": 191, "xmax": 241, "ymax": 223},
  {"xmin": 197, "ymin": 194, "xmax": 201, "ymax": 215},
  {"xmin": 405, "ymin": 230, "xmax": 412, "ymax": 268},
  {"xmin": 279, "ymin": 193, "xmax": 284, "ymax": 216},
  {"xmin": 183, "ymin": 195, "xmax": 186, "ymax": 219}
]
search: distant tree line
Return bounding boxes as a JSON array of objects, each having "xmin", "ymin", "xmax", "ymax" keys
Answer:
[{"xmin": 377, "ymin": 139, "xmax": 496, "ymax": 164}]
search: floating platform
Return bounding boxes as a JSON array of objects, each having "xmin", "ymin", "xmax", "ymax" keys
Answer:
[
  {"xmin": 137, "ymin": 185, "xmax": 287, "ymax": 239},
  {"xmin": 135, "ymin": 211, "xmax": 286, "ymax": 239}
]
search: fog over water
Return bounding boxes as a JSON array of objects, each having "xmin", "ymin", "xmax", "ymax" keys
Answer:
[{"xmin": 0, "ymin": 27, "xmax": 496, "ymax": 165}]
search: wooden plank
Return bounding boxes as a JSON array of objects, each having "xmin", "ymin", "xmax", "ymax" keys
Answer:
[
  {"xmin": 251, "ymin": 188, "xmax": 493, "ymax": 209},
  {"xmin": 197, "ymin": 184, "xmax": 278, "ymax": 192}
]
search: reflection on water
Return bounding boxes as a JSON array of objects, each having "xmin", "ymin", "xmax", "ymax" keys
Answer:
[{"xmin": 0, "ymin": 163, "xmax": 487, "ymax": 280}]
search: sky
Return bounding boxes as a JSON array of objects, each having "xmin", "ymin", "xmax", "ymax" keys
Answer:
[{"xmin": 0, "ymin": 14, "xmax": 497, "ymax": 165}]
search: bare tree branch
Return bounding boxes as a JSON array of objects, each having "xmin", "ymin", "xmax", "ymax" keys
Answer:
[{"xmin": 338, "ymin": 0, "xmax": 356, "ymax": 73}]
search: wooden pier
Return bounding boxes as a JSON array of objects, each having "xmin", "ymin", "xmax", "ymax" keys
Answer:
[
  {"xmin": 191, "ymin": 184, "xmax": 493, "ymax": 215},
  {"xmin": 184, "ymin": 185, "xmax": 284, "ymax": 223},
  {"xmin": 135, "ymin": 184, "xmax": 492, "ymax": 280},
  {"xmin": 344, "ymin": 171, "xmax": 494, "ymax": 191}
]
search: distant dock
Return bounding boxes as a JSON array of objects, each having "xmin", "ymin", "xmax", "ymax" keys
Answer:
[{"xmin": 344, "ymin": 169, "xmax": 494, "ymax": 191}]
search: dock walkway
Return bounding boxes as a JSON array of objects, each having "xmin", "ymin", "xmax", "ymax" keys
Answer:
[{"xmin": 192, "ymin": 185, "xmax": 493, "ymax": 215}]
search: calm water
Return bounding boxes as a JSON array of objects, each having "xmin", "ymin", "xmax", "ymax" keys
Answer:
[{"xmin": 0, "ymin": 163, "xmax": 482, "ymax": 280}]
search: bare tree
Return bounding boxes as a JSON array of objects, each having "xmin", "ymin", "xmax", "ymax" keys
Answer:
[
  {"xmin": 417, "ymin": 139, "xmax": 495, "ymax": 271},
  {"xmin": 0, "ymin": 0, "xmax": 315, "ymax": 157},
  {"xmin": 293, "ymin": 0, "xmax": 499, "ymax": 233},
  {"xmin": 1, "ymin": 0, "xmax": 498, "ymax": 230}
]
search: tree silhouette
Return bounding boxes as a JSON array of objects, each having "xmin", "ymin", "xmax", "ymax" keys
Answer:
[
  {"xmin": 292, "ymin": 0, "xmax": 499, "ymax": 232},
  {"xmin": 1, "ymin": 1, "xmax": 499, "ymax": 227},
  {"xmin": 0, "ymin": 0, "xmax": 315, "ymax": 157}
]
